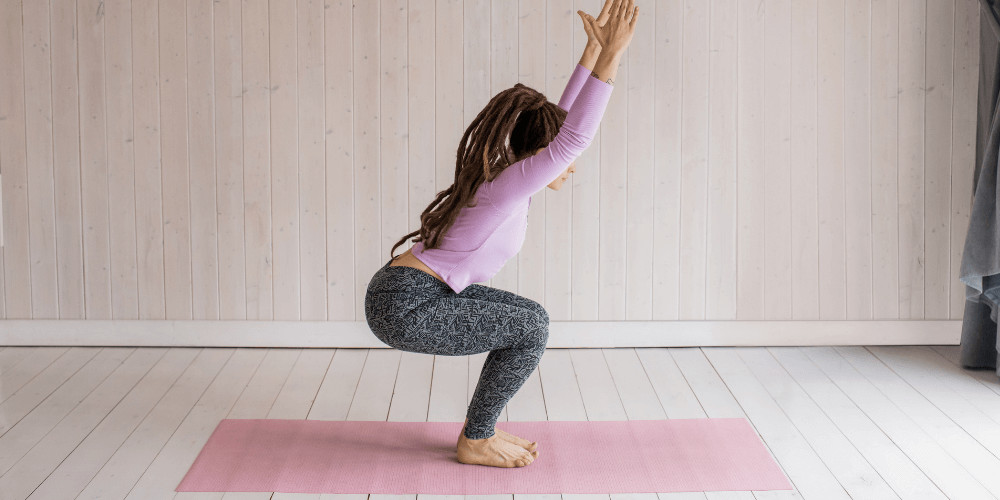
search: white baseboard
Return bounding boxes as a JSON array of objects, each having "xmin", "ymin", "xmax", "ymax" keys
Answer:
[{"xmin": 0, "ymin": 320, "xmax": 961, "ymax": 347}]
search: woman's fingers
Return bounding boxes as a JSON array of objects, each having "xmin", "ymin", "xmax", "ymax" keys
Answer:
[
  {"xmin": 578, "ymin": 11, "xmax": 594, "ymax": 36},
  {"xmin": 629, "ymin": 6, "xmax": 638, "ymax": 28},
  {"xmin": 610, "ymin": 0, "xmax": 622, "ymax": 19},
  {"xmin": 598, "ymin": 0, "xmax": 614, "ymax": 20}
]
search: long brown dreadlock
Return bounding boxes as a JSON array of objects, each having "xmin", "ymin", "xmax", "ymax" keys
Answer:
[{"xmin": 388, "ymin": 82, "xmax": 569, "ymax": 260}]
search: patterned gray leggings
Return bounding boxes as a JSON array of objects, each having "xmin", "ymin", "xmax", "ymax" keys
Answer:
[{"xmin": 364, "ymin": 257, "xmax": 550, "ymax": 440}]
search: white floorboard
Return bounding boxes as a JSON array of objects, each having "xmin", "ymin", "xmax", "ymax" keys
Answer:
[
  {"xmin": 0, "ymin": 347, "xmax": 71, "ymax": 405},
  {"xmin": 768, "ymin": 347, "xmax": 944, "ymax": 499},
  {"xmin": 0, "ymin": 345, "xmax": 996, "ymax": 499}
]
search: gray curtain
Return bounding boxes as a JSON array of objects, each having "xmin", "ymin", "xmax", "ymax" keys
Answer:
[{"xmin": 959, "ymin": 0, "xmax": 1000, "ymax": 376}]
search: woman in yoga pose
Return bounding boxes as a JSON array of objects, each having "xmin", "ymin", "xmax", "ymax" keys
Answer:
[{"xmin": 364, "ymin": 0, "xmax": 638, "ymax": 469}]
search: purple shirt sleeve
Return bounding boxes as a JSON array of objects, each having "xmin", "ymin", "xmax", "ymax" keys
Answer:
[
  {"xmin": 557, "ymin": 64, "xmax": 594, "ymax": 111},
  {"xmin": 485, "ymin": 69, "xmax": 614, "ymax": 213}
]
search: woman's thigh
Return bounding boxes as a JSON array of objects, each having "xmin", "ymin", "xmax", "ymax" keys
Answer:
[
  {"xmin": 386, "ymin": 292, "xmax": 549, "ymax": 357},
  {"xmin": 457, "ymin": 284, "xmax": 549, "ymax": 324}
]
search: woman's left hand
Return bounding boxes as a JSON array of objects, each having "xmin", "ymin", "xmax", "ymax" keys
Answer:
[{"xmin": 578, "ymin": 0, "xmax": 615, "ymax": 48}]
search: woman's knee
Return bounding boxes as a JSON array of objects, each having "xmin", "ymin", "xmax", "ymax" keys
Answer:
[{"xmin": 523, "ymin": 310, "xmax": 549, "ymax": 349}]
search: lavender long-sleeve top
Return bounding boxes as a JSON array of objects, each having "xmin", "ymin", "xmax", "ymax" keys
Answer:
[{"xmin": 410, "ymin": 63, "xmax": 614, "ymax": 293}]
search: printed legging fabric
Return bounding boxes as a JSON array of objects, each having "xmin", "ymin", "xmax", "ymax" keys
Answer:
[{"xmin": 364, "ymin": 257, "xmax": 550, "ymax": 440}]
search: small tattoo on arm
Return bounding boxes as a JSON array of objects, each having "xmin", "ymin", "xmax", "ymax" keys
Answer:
[{"xmin": 591, "ymin": 70, "xmax": 614, "ymax": 86}]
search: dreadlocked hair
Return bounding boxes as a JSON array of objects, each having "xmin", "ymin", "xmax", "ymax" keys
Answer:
[{"xmin": 389, "ymin": 82, "xmax": 569, "ymax": 261}]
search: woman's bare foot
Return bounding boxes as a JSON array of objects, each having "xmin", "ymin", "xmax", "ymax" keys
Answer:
[
  {"xmin": 495, "ymin": 428, "xmax": 538, "ymax": 452},
  {"xmin": 457, "ymin": 430, "xmax": 539, "ymax": 468},
  {"xmin": 461, "ymin": 418, "xmax": 538, "ymax": 452}
]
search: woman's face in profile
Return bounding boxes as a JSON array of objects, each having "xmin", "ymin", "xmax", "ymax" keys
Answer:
[{"xmin": 535, "ymin": 148, "xmax": 576, "ymax": 191}]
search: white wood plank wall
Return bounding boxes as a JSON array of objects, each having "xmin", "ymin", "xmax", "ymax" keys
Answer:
[{"xmin": 0, "ymin": 0, "xmax": 982, "ymax": 323}]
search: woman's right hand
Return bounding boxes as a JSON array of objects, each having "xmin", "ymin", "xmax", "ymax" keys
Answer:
[{"xmin": 582, "ymin": 0, "xmax": 638, "ymax": 55}]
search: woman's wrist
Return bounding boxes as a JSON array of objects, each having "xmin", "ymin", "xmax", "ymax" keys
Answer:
[
  {"xmin": 590, "ymin": 49, "xmax": 621, "ymax": 85},
  {"xmin": 579, "ymin": 41, "xmax": 602, "ymax": 71}
]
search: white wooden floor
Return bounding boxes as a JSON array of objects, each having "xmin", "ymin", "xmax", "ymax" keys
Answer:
[{"xmin": 1, "ymin": 344, "xmax": 998, "ymax": 500}]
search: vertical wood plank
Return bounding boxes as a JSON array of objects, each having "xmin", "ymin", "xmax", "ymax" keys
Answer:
[
  {"xmin": 500, "ymin": 0, "xmax": 538, "ymax": 294},
  {"xmin": 0, "ymin": 244, "xmax": 4, "ymax": 317},
  {"xmin": 763, "ymin": 0, "xmax": 792, "ymax": 319},
  {"xmin": 80, "ymin": 0, "xmax": 113, "ymax": 319},
  {"xmin": 598, "ymin": 2, "xmax": 629, "ymax": 320},
  {"xmin": 872, "ymin": 0, "xmax": 900, "ymax": 320},
  {"xmin": 571, "ymin": 0, "xmax": 599, "ymax": 320},
  {"xmin": 652, "ymin": 0, "xmax": 682, "ymax": 321},
  {"xmin": 543, "ymin": 0, "xmax": 574, "ymax": 320},
  {"xmin": 107, "ymin": 0, "xmax": 139, "ymax": 320},
  {"xmin": 951, "ymin": 0, "xmax": 980, "ymax": 319},
  {"xmin": 0, "ymin": 0, "xmax": 28, "ymax": 318},
  {"xmin": 519, "ymin": 0, "xmax": 557, "ymax": 305},
  {"xmin": 188, "ymin": 0, "xmax": 220, "ymax": 320},
  {"xmin": 355, "ymin": 0, "xmax": 380, "ymax": 320},
  {"xmin": 379, "ymin": 0, "xmax": 407, "ymax": 307},
  {"xmin": 159, "ymin": 0, "xmax": 192, "ymax": 319},
  {"xmin": 326, "ymin": 0, "xmax": 353, "ymax": 319},
  {"xmin": 402, "ymin": 0, "xmax": 434, "ymax": 273},
  {"xmin": 52, "ymin": 0, "xmax": 86, "ymax": 319},
  {"xmin": 243, "ymin": 0, "xmax": 274, "ymax": 320},
  {"xmin": 679, "ymin": 0, "xmax": 707, "ymax": 319},
  {"xmin": 705, "ymin": 0, "xmax": 737, "ymax": 319},
  {"xmin": 0, "ymin": 185, "xmax": 3, "ymax": 311},
  {"xmin": 22, "ymin": 0, "xmax": 58, "ymax": 318},
  {"xmin": 435, "ymin": 0, "xmax": 462, "ymax": 224},
  {"xmin": 299, "ymin": 0, "xmax": 326, "ymax": 319},
  {"xmin": 817, "ymin": 0, "xmax": 847, "ymax": 320},
  {"xmin": 625, "ymin": 0, "xmax": 655, "ymax": 320},
  {"xmin": 398, "ymin": 0, "xmax": 436, "ymax": 263},
  {"xmin": 924, "ymin": 0, "xmax": 954, "ymax": 320},
  {"xmin": 790, "ymin": 0, "xmax": 820, "ymax": 319},
  {"xmin": 483, "ymin": 0, "xmax": 516, "ymax": 295},
  {"xmin": 270, "ymin": 0, "xmax": 300, "ymax": 320},
  {"xmin": 737, "ymin": 0, "xmax": 766, "ymax": 320},
  {"xmin": 845, "ymin": 0, "xmax": 873, "ymax": 319},
  {"xmin": 214, "ymin": 0, "xmax": 247, "ymax": 320},
  {"xmin": 898, "ymin": 0, "xmax": 926, "ymax": 319},
  {"xmin": 132, "ymin": 0, "xmax": 166, "ymax": 320}
]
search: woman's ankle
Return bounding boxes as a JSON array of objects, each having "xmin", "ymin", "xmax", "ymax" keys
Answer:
[{"xmin": 460, "ymin": 429, "xmax": 496, "ymax": 442}]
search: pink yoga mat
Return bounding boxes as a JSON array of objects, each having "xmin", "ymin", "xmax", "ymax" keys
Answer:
[{"xmin": 176, "ymin": 419, "xmax": 793, "ymax": 494}]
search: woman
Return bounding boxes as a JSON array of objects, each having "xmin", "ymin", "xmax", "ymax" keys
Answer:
[{"xmin": 364, "ymin": 0, "xmax": 639, "ymax": 469}]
